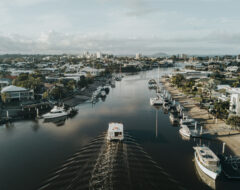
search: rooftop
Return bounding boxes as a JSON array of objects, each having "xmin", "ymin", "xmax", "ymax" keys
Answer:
[
  {"xmin": 1, "ymin": 85, "xmax": 27, "ymax": 93},
  {"xmin": 108, "ymin": 122, "xmax": 123, "ymax": 132}
]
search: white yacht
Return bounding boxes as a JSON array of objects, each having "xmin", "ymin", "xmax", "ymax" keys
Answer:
[
  {"xmin": 179, "ymin": 125, "xmax": 191, "ymax": 138},
  {"xmin": 42, "ymin": 106, "xmax": 68, "ymax": 119},
  {"xmin": 194, "ymin": 146, "xmax": 221, "ymax": 180},
  {"xmin": 107, "ymin": 122, "xmax": 124, "ymax": 141}
]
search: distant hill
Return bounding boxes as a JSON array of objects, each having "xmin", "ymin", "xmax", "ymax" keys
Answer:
[{"xmin": 149, "ymin": 52, "xmax": 168, "ymax": 58}]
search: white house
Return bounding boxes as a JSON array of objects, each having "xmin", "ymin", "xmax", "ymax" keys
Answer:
[
  {"xmin": 10, "ymin": 69, "xmax": 34, "ymax": 76},
  {"xmin": 1, "ymin": 85, "xmax": 34, "ymax": 102},
  {"xmin": 226, "ymin": 66, "xmax": 239, "ymax": 72},
  {"xmin": 81, "ymin": 67, "xmax": 105, "ymax": 77},
  {"xmin": 170, "ymin": 70, "xmax": 212, "ymax": 79}
]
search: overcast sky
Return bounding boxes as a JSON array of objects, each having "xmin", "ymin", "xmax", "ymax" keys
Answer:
[{"xmin": 0, "ymin": 0, "xmax": 240, "ymax": 55}]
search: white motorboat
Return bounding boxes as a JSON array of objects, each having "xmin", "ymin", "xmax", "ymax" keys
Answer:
[
  {"xmin": 107, "ymin": 122, "xmax": 124, "ymax": 141},
  {"xmin": 194, "ymin": 146, "xmax": 221, "ymax": 180},
  {"xmin": 179, "ymin": 125, "xmax": 191, "ymax": 138},
  {"xmin": 169, "ymin": 113, "xmax": 179, "ymax": 124},
  {"xmin": 42, "ymin": 106, "xmax": 68, "ymax": 119},
  {"xmin": 150, "ymin": 96, "xmax": 163, "ymax": 106},
  {"xmin": 180, "ymin": 115, "xmax": 196, "ymax": 127}
]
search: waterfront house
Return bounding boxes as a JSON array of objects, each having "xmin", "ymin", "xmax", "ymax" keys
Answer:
[
  {"xmin": 81, "ymin": 67, "xmax": 105, "ymax": 77},
  {"xmin": 170, "ymin": 70, "xmax": 212, "ymax": 79},
  {"xmin": 1, "ymin": 85, "xmax": 34, "ymax": 102}
]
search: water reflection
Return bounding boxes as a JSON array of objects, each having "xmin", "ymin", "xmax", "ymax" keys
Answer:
[{"xmin": 43, "ymin": 116, "xmax": 67, "ymax": 127}]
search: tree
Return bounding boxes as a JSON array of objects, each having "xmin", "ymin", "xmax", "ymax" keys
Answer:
[
  {"xmin": 42, "ymin": 91, "xmax": 49, "ymax": 100},
  {"xmin": 66, "ymin": 80, "xmax": 76, "ymax": 91},
  {"xmin": 1, "ymin": 92, "xmax": 10, "ymax": 103},
  {"xmin": 213, "ymin": 101, "xmax": 229, "ymax": 119},
  {"xmin": 171, "ymin": 74, "xmax": 185, "ymax": 88},
  {"xmin": 78, "ymin": 76, "xmax": 88, "ymax": 88},
  {"xmin": 227, "ymin": 116, "xmax": 240, "ymax": 129}
]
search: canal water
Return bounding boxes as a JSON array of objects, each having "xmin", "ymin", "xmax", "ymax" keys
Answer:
[{"xmin": 0, "ymin": 68, "xmax": 239, "ymax": 190}]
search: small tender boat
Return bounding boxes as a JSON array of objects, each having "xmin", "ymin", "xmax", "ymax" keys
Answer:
[
  {"xmin": 104, "ymin": 86, "xmax": 110, "ymax": 94},
  {"xmin": 193, "ymin": 146, "xmax": 221, "ymax": 180},
  {"xmin": 42, "ymin": 106, "xmax": 68, "ymax": 119},
  {"xmin": 100, "ymin": 90, "xmax": 106, "ymax": 97},
  {"xmin": 179, "ymin": 125, "xmax": 191, "ymax": 138},
  {"xmin": 107, "ymin": 122, "xmax": 124, "ymax": 141}
]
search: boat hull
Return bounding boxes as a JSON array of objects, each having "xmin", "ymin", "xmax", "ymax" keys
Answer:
[
  {"xmin": 150, "ymin": 98, "xmax": 163, "ymax": 106},
  {"xmin": 179, "ymin": 128, "xmax": 191, "ymax": 138},
  {"xmin": 43, "ymin": 112, "xmax": 68, "ymax": 119},
  {"xmin": 194, "ymin": 154, "xmax": 217, "ymax": 189},
  {"xmin": 194, "ymin": 152, "xmax": 219, "ymax": 180}
]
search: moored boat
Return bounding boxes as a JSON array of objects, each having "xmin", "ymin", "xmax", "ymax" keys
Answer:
[
  {"xmin": 169, "ymin": 113, "xmax": 179, "ymax": 124},
  {"xmin": 193, "ymin": 146, "xmax": 221, "ymax": 181},
  {"xmin": 150, "ymin": 96, "xmax": 163, "ymax": 106},
  {"xmin": 100, "ymin": 90, "xmax": 106, "ymax": 97},
  {"xmin": 42, "ymin": 106, "xmax": 68, "ymax": 119},
  {"xmin": 179, "ymin": 125, "xmax": 191, "ymax": 138},
  {"xmin": 180, "ymin": 115, "xmax": 196, "ymax": 127}
]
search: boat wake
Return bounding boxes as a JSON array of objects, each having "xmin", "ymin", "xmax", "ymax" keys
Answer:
[{"xmin": 39, "ymin": 133, "xmax": 185, "ymax": 190}]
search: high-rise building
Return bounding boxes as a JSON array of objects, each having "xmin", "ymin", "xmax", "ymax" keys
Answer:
[
  {"xmin": 236, "ymin": 54, "xmax": 240, "ymax": 62},
  {"xmin": 136, "ymin": 53, "xmax": 141, "ymax": 59},
  {"xmin": 96, "ymin": 52, "xmax": 102, "ymax": 59},
  {"xmin": 179, "ymin": 54, "xmax": 188, "ymax": 59}
]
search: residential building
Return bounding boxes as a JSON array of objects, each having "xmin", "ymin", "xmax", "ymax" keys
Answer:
[
  {"xmin": 170, "ymin": 70, "xmax": 212, "ymax": 79},
  {"xmin": 226, "ymin": 66, "xmax": 239, "ymax": 72},
  {"xmin": 81, "ymin": 67, "xmax": 105, "ymax": 77},
  {"xmin": 1, "ymin": 85, "xmax": 34, "ymax": 102}
]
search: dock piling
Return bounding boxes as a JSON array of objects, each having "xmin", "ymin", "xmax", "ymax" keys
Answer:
[
  {"xmin": 6, "ymin": 110, "xmax": 9, "ymax": 119},
  {"xmin": 222, "ymin": 142, "xmax": 226, "ymax": 154}
]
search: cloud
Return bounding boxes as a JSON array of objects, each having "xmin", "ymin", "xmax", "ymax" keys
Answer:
[{"xmin": 0, "ymin": 30, "xmax": 240, "ymax": 55}]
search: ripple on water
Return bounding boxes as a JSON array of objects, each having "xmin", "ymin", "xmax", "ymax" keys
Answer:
[{"xmin": 39, "ymin": 133, "xmax": 186, "ymax": 190}]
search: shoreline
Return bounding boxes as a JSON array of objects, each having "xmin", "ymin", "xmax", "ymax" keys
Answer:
[
  {"xmin": 0, "ymin": 77, "xmax": 111, "ymax": 125},
  {"xmin": 161, "ymin": 77, "xmax": 240, "ymax": 156}
]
